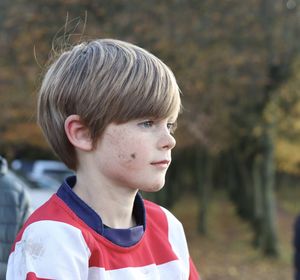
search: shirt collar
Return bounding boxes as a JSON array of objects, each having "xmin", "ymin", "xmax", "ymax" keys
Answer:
[{"xmin": 56, "ymin": 176, "xmax": 145, "ymax": 247}]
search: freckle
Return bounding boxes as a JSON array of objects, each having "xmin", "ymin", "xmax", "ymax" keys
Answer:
[{"xmin": 131, "ymin": 153, "xmax": 136, "ymax": 159}]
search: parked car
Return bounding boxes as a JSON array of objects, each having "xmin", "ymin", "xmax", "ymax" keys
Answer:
[{"xmin": 12, "ymin": 159, "xmax": 73, "ymax": 190}]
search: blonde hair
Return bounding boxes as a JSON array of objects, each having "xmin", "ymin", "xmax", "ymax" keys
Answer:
[{"xmin": 38, "ymin": 39, "xmax": 181, "ymax": 170}]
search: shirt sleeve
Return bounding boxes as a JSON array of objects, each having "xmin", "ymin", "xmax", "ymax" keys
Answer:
[
  {"xmin": 6, "ymin": 220, "xmax": 91, "ymax": 279},
  {"xmin": 160, "ymin": 207, "xmax": 200, "ymax": 280}
]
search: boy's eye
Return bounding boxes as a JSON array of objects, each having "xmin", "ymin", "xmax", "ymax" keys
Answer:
[
  {"xmin": 139, "ymin": 120, "xmax": 154, "ymax": 128},
  {"xmin": 167, "ymin": 122, "xmax": 177, "ymax": 133}
]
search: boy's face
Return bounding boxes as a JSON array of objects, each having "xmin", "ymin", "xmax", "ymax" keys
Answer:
[{"xmin": 91, "ymin": 116, "xmax": 177, "ymax": 192}]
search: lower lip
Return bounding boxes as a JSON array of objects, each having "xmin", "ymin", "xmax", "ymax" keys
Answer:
[{"xmin": 151, "ymin": 162, "xmax": 169, "ymax": 169}]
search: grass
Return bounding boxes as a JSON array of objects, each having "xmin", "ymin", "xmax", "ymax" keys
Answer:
[{"xmin": 172, "ymin": 188, "xmax": 300, "ymax": 280}]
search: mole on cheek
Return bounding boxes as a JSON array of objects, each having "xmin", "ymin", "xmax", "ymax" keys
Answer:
[{"xmin": 130, "ymin": 153, "xmax": 136, "ymax": 159}]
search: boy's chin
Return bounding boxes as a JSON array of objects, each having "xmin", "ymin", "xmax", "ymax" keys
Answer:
[{"xmin": 140, "ymin": 182, "xmax": 165, "ymax": 193}]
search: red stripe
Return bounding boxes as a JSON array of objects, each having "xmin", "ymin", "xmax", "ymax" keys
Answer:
[
  {"xmin": 12, "ymin": 196, "xmax": 179, "ymax": 270},
  {"xmin": 26, "ymin": 272, "xmax": 51, "ymax": 280},
  {"xmin": 189, "ymin": 257, "xmax": 200, "ymax": 280},
  {"xmin": 88, "ymin": 200, "xmax": 178, "ymax": 269}
]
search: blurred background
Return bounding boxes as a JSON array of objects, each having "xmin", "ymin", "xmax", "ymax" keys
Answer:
[{"xmin": 1, "ymin": 0, "xmax": 300, "ymax": 279}]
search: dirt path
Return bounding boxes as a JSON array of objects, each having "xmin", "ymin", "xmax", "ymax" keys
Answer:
[{"xmin": 173, "ymin": 193, "xmax": 295, "ymax": 280}]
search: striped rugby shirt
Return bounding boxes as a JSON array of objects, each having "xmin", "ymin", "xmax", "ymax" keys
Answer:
[{"xmin": 7, "ymin": 177, "xmax": 200, "ymax": 279}]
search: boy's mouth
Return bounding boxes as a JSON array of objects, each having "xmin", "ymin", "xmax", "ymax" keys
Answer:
[{"xmin": 151, "ymin": 160, "xmax": 170, "ymax": 168}]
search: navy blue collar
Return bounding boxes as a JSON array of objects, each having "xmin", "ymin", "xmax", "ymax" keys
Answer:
[{"xmin": 57, "ymin": 176, "xmax": 145, "ymax": 247}]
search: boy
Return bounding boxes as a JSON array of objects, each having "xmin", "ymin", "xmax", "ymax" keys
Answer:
[{"xmin": 7, "ymin": 39, "xmax": 200, "ymax": 279}]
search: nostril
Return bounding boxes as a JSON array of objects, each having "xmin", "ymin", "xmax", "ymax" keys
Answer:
[{"xmin": 161, "ymin": 135, "xmax": 176, "ymax": 150}]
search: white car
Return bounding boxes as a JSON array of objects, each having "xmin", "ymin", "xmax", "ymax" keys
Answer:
[
  {"xmin": 4, "ymin": 169, "xmax": 54, "ymax": 211},
  {"xmin": 12, "ymin": 159, "xmax": 73, "ymax": 191}
]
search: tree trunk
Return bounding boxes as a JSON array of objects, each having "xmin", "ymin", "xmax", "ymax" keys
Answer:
[
  {"xmin": 197, "ymin": 149, "xmax": 213, "ymax": 235},
  {"xmin": 237, "ymin": 160, "xmax": 253, "ymax": 220},
  {"xmin": 252, "ymin": 154, "xmax": 264, "ymax": 248},
  {"xmin": 260, "ymin": 122, "xmax": 279, "ymax": 256}
]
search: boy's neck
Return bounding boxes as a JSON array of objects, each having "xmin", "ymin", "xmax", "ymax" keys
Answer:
[{"xmin": 73, "ymin": 172, "xmax": 138, "ymax": 229}]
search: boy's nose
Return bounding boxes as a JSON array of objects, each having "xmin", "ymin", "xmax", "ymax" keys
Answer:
[{"xmin": 158, "ymin": 132, "xmax": 176, "ymax": 150}]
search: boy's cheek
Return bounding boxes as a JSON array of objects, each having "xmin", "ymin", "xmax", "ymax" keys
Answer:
[
  {"xmin": 117, "ymin": 151, "xmax": 136, "ymax": 163},
  {"xmin": 117, "ymin": 151, "xmax": 148, "ymax": 170},
  {"xmin": 121, "ymin": 152, "xmax": 144, "ymax": 166}
]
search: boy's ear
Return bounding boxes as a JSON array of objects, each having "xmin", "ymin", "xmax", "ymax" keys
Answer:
[{"xmin": 64, "ymin": 115, "xmax": 93, "ymax": 151}]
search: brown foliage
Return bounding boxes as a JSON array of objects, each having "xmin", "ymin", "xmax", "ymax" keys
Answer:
[{"xmin": 0, "ymin": 0, "xmax": 300, "ymax": 174}]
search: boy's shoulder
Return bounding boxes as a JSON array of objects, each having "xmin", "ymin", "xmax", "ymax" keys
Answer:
[
  {"xmin": 24, "ymin": 194, "xmax": 79, "ymax": 226},
  {"xmin": 22, "ymin": 195, "xmax": 183, "ymax": 232},
  {"xmin": 143, "ymin": 199, "xmax": 183, "ymax": 231},
  {"xmin": 144, "ymin": 199, "xmax": 174, "ymax": 218},
  {"xmin": 13, "ymin": 194, "xmax": 86, "ymax": 246}
]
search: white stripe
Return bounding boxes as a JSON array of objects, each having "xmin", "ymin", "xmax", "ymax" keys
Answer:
[
  {"xmin": 6, "ymin": 215, "xmax": 191, "ymax": 279},
  {"xmin": 88, "ymin": 260, "xmax": 186, "ymax": 280},
  {"xmin": 6, "ymin": 220, "xmax": 90, "ymax": 279},
  {"xmin": 161, "ymin": 207, "xmax": 190, "ymax": 279}
]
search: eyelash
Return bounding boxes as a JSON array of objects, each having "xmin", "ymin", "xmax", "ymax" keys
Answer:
[
  {"xmin": 167, "ymin": 122, "xmax": 177, "ymax": 133},
  {"xmin": 138, "ymin": 120, "xmax": 177, "ymax": 133},
  {"xmin": 139, "ymin": 121, "xmax": 154, "ymax": 128}
]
